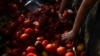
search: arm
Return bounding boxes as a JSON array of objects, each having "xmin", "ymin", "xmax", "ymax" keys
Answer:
[{"xmin": 72, "ymin": 0, "xmax": 97, "ymax": 34}]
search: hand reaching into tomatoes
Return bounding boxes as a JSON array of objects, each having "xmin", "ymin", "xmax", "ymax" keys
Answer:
[
  {"xmin": 58, "ymin": 13, "xmax": 63, "ymax": 21},
  {"xmin": 61, "ymin": 30, "xmax": 77, "ymax": 44}
]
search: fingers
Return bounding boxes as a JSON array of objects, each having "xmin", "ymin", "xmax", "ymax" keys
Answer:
[
  {"xmin": 58, "ymin": 13, "xmax": 62, "ymax": 19},
  {"xmin": 61, "ymin": 31, "xmax": 75, "ymax": 44},
  {"xmin": 61, "ymin": 32, "xmax": 68, "ymax": 40},
  {"xmin": 61, "ymin": 32, "xmax": 69, "ymax": 44}
]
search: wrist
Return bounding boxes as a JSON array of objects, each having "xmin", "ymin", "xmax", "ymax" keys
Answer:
[{"xmin": 71, "ymin": 29, "xmax": 78, "ymax": 35}]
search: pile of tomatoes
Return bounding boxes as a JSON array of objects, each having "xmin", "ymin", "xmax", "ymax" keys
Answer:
[{"xmin": 0, "ymin": 0, "xmax": 86, "ymax": 56}]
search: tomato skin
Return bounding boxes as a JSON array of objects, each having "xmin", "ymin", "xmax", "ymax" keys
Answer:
[
  {"xmin": 45, "ymin": 44, "xmax": 56, "ymax": 53},
  {"xmin": 24, "ymin": 28, "xmax": 34, "ymax": 34},
  {"xmin": 20, "ymin": 33, "xmax": 29, "ymax": 41},
  {"xmin": 62, "ymin": 10, "xmax": 68, "ymax": 18},
  {"xmin": 77, "ymin": 43, "xmax": 84, "ymax": 51},
  {"xmin": 56, "ymin": 46, "xmax": 66, "ymax": 55},
  {"xmin": 80, "ymin": 51, "xmax": 86, "ymax": 56},
  {"xmin": 42, "ymin": 40, "xmax": 49, "ymax": 47},
  {"xmin": 66, "ymin": 43, "xmax": 73, "ymax": 49},
  {"xmin": 33, "ymin": 21, "xmax": 40, "ymax": 26},
  {"xmin": 37, "ymin": 36, "xmax": 44, "ymax": 41},
  {"xmin": 15, "ymin": 31, "xmax": 21, "ymax": 37},
  {"xmin": 26, "ymin": 46, "xmax": 36, "ymax": 53},
  {"xmin": 24, "ymin": 19, "xmax": 31, "ymax": 26},
  {"xmin": 27, "ymin": 53, "xmax": 37, "ymax": 56},
  {"xmin": 22, "ymin": 52, "xmax": 26, "ymax": 56},
  {"xmin": 65, "ymin": 52, "xmax": 74, "ymax": 56}
]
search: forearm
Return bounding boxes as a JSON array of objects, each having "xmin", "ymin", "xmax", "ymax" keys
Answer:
[
  {"xmin": 59, "ymin": 0, "xmax": 73, "ymax": 14},
  {"xmin": 72, "ymin": 0, "xmax": 97, "ymax": 34}
]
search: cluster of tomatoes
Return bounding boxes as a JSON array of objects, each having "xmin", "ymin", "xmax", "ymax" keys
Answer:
[{"xmin": 0, "ymin": 0, "xmax": 86, "ymax": 56}]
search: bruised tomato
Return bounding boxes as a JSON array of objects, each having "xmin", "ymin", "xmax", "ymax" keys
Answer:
[
  {"xmin": 56, "ymin": 46, "xmax": 66, "ymax": 55},
  {"xmin": 26, "ymin": 46, "xmax": 36, "ymax": 53}
]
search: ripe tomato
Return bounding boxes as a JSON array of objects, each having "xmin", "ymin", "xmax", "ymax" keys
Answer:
[
  {"xmin": 24, "ymin": 28, "xmax": 34, "ymax": 34},
  {"xmin": 9, "ymin": 22, "xmax": 17, "ymax": 29},
  {"xmin": 17, "ymin": 14, "xmax": 25, "ymax": 23},
  {"xmin": 65, "ymin": 52, "xmax": 74, "ymax": 56},
  {"xmin": 80, "ymin": 51, "xmax": 86, "ymax": 56},
  {"xmin": 27, "ymin": 53, "xmax": 37, "ymax": 56},
  {"xmin": 22, "ymin": 52, "xmax": 26, "ymax": 56},
  {"xmin": 54, "ymin": 34, "xmax": 61, "ymax": 40},
  {"xmin": 45, "ymin": 44, "xmax": 56, "ymax": 53},
  {"xmin": 24, "ymin": 19, "xmax": 31, "ymax": 26},
  {"xmin": 66, "ymin": 43, "xmax": 73, "ymax": 49},
  {"xmin": 33, "ymin": 21, "xmax": 40, "ymax": 26},
  {"xmin": 15, "ymin": 31, "xmax": 21, "ymax": 37},
  {"xmin": 62, "ymin": 10, "xmax": 68, "ymax": 19},
  {"xmin": 26, "ymin": 46, "xmax": 36, "ymax": 53},
  {"xmin": 42, "ymin": 40, "xmax": 49, "ymax": 47},
  {"xmin": 20, "ymin": 33, "xmax": 29, "ymax": 41},
  {"xmin": 37, "ymin": 36, "xmax": 44, "ymax": 41},
  {"xmin": 56, "ymin": 46, "xmax": 66, "ymax": 55},
  {"xmin": 11, "ymin": 3, "xmax": 18, "ymax": 10}
]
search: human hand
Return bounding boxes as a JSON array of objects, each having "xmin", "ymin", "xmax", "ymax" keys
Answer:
[
  {"xmin": 58, "ymin": 12, "xmax": 67, "ymax": 22},
  {"xmin": 58, "ymin": 13, "xmax": 63, "ymax": 20},
  {"xmin": 58, "ymin": 9, "xmax": 73, "ymax": 22},
  {"xmin": 61, "ymin": 30, "xmax": 76, "ymax": 43}
]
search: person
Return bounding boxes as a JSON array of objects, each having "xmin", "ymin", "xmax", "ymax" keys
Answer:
[
  {"xmin": 58, "ymin": 0, "xmax": 82, "ymax": 19},
  {"xmin": 60, "ymin": 0, "xmax": 100, "ymax": 56}
]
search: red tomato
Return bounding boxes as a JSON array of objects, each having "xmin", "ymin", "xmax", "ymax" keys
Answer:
[
  {"xmin": 66, "ymin": 43, "xmax": 73, "ymax": 49},
  {"xmin": 10, "ymin": 3, "xmax": 18, "ymax": 11},
  {"xmin": 15, "ymin": 31, "xmax": 21, "ymax": 37},
  {"xmin": 26, "ymin": 46, "xmax": 36, "ymax": 53},
  {"xmin": 27, "ymin": 53, "xmax": 37, "ymax": 56},
  {"xmin": 24, "ymin": 28, "xmax": 34, "ymax": 34},
  {"xmin": 17, "ymin": 14, "xmax": 25, "ymax": 23},
  {"xmin": 45, "ymin": 44, "xmax": 56, "ymax": 53},
  {"xmin": 9, "ymin": 22, "xmax": 17, "ymax": 29},
  {"xmin": 65, "ymin": 52, "xmax": 74, "ymax": 56},
  {"xmin": 80, "ymin": 51, "xmax": 86, "ymax": 56},
  {"xmin": 37, "ymin": 36, "xmax": 44, "ymax": 41},
  {"xmin": 22, "ymin": 52, "xmax": 26, "ymax": 56},
  {"xmin": 11, "ymin": 3, "xmax": 18, "ymax": 10},
  {"xmin": 33, "ymin": 21, "xmax": 40, "ymax": 26},
  {"xmin": 12, "ymin": 48, "xmax": 21, "ymax": 56},
  {"xmin": 42, "ymin": 40, "xmax": 49, "ymax": 47},
  {"xmin": 54, "ymin": 34, "xmax": 61, "ymax": 40},
  {"xmin": 56, "ymin": 46, "xmax": 66, "ymax": 55},
  {"xmin": 20, "ymin": 33, "xmax": 29, "ymax": 41},
  {"xmin": 24, "ymin": 19, "xmax": 31, "ymax": 26},
  {"xmin": 62, "ymin": 10, "xmax": 68, "ymax": 19},
  {"xmin": 34, "ymin": 28, "xmax": 39, "ymax": 33}
]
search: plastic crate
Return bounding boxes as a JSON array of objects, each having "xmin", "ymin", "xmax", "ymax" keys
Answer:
[{"xmin": 25, "ymin": 0, "xmax": 43, "ymax": 11}]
